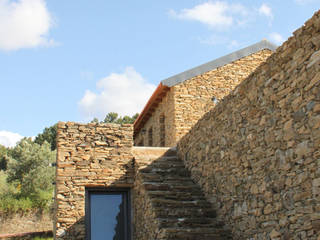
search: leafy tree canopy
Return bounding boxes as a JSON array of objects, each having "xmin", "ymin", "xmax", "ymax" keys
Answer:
[
  {"xmin": 0, "ymin": 145, "xmax": 10, "ymax": 171},
  {"xmin": 6, "ymin": 138, "xmax": 55, "ymax": 203},
  {"xmin": 34, "ymin": 124, "xmax": 57, "ymax": 150},
  {"xmin": 91, "ymin": 112, "xmax": 139, "ymax": 125}
]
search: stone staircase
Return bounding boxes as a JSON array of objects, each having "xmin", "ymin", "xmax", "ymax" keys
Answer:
[{"xmin": 133, "ymin": 147, "xmax": 232, "ymax": 240}]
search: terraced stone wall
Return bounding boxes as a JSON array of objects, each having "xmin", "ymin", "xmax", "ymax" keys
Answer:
[
  {"xmin": 54, "ymin": 122, "xmax": 134, "ymax": 240},
  {"xmin": 173, "ymin": 49, "xmax": 273, "ymax": 144},
  {"xmin": 178, "ymin": 10, "xmax": 320, "ymax": 239}
]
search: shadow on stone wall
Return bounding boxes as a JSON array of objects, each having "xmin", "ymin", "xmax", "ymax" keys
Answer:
[
  {"xmin": 176, "ymin": 9, "xmax": 320, "ymax": 239},
  {"xmin": 56, "ymin": 159, "xmax": 135, "ymax": 240},
  {"xmin": 132, "ymin": 148, "xmax": 232, "ymax": 240},
  {"xmin": 57, "ymin": 148, "xmax": 232, "ymax": 240}
]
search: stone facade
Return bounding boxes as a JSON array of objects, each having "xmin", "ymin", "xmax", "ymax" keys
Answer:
[
  {"xmin": 134, "ymin": 49, "xmax": 273, "ymax": 147},
  {"xmin": 54, "ymin": 122, "xmax": 134, "ymax": 239},
  {"xmin": 172, "ymin": 49, "xmax": 272, "ymax": 143},
  {"xmin": 177, "ymin": 10, "xmax": 320, "ymax": 239},
  {"xmin": 55, "ymin": 10, "xmax": 320, "ymax": 240},
  {"xmin": 134, "ymin": 90, "xmax": 176, "ymax": 147}
]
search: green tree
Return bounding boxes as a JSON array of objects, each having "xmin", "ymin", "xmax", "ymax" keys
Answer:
[
  {"xmin": 91, "ymin": 117, "xmax": 99, "ymax": 123},
  {"xmin": 103, "ymin": 112, "xmax": 119, "ymax": 123},
  {"xmin": 34, "ymin": 124, "xmax": 57, "ymax": 150},
  {"xmin": 98, "ymin": 112, "xmax": 139, "ymax": 124},
  {"xmin": 0, "ymin": 145, "xmax": 9, "ymax": 171},
  {"xmin": 6, "ymin": 138, "xmax": 55, "ymax": 207}
]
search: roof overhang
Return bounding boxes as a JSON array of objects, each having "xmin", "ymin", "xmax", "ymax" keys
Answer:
[{"xmin": 133, "ymin": 82, "xmax": 170, "ymax": 136}]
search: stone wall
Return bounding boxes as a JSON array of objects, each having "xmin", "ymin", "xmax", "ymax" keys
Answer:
[
  {"xmin": 134, "ymin": 49, "xmax": 273, "ymax": 147},
  {"xmin": 177, "ymin": 10, "xmax": 320, "ymax": 239},
  {"xmin": 134, "ymin": 90, "xmax": 176, "ymax": 147},
  {"xmin": 173, "ymin": 49, "xmax": 273, "ymax": 143},
  {"xmin": 131, "ymin": 147, "xmax": 171, "ymax": 240},
  {"xmin": 54, "ymin": 122, "xmax": 134, "ymax": 239},
  {"xmin": 0, "ymin": 211, "xmax": 52, "ymax": 235}
]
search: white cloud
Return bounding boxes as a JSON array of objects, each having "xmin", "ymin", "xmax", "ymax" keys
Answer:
[
  {"xmin": 0, "ymin": 130, "xmax": 23, "ymax": 148},
  {"xmin": 258, "ymin": 3, "xmax": 273, "ymax": 19},
  {"xmin": 169, "ymin": 1, "xmax": 248, "ymax": 30},
  {"xmin": 0, "ymin": 0, "xmax": 56, "ymax": 51},
  {"xmin": 269, "ymin": 32, "xmax": 285, "ymax": 45},
  {"xmin": 79, "ymin": 67, "xmax": 156, "ymax": 120}
]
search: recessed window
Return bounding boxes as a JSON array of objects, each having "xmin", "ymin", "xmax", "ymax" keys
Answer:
[
  {"xmin": 138, "ymin": 139, "xmax": 144, "ymax": 146},
  {"xmin": 160, "ymin": 114, "xmax": 165, "ymax": 147},
  {"xmin": 148, "ymin": 127, "xmax": 153, "ymax": 146},
  {"xmin": 86, "ymin": 188, "xmax": 131, "ymax": 240}
]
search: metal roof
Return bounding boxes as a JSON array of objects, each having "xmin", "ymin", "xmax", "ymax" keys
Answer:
[{"xmin": 161, "ymin": 40, "xmax": 277, "ymax": 87}]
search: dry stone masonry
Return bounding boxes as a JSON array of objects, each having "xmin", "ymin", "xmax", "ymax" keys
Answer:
[
  {"xmin": 55, "ymin": 9, "xmax": 320, "ymax": 240},
  {"xmin": 54, "ymin": 122, "xmax": 134, "ymax": 239},
  {"xmin": 177, "ymin": 10, "xmax": 320, "ymax": 240},
  {"xmin": 134, "ymin": 47, "xmax": 274, "ymax": 147},
  {"xmin": 172, "ymin": 49, "xmax": 273, "ymax": 144},
  {"xmin": 133, "ymin": 148, "xmax": 232, "ymax": 240}
]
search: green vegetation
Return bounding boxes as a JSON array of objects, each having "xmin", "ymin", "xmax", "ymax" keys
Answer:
[
  {"xmin": 92, "ymin": 112, "xmax": 139, "ymax": 124},
  {"xmin": 0, "ymin": 113, "xmax": 135, "ymax": 214},
  {"xmin": 34, "ymin": 124, "xmax": 57, "ymax": 151},
  {"xmin": 0, "ymin": 134, "xmax": 56, "ymax": 213},
  {"xmin": 0, "ymin": 144, "xmax": 9, "ymax": 171}
]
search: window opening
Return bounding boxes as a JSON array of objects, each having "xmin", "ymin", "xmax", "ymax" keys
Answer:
[
  {"xmin": 86, "ymin": 188, "xmax": 131, "ymax": 240},
  {"xmin": 160, "ymin": 114, "xmax": 165, "ymax": 147},
  {"xmin": 148, "ymin": 127, "xmax": 153, "ymax": 146}
]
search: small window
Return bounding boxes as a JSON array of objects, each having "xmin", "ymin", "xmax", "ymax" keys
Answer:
[
  {"xmin": 160, "ymin": 114, "xmax": 165, "ymax": 147},
  {"xmin": 148, "ymin": 127, "xmax": 153, "ymax": 146},
  {"xmin": 138, "ymin": 139, "xmax": 144, "ymax": 146},
  {"xmin": 86, "ymin": 188, "xmax": 131, "ymax": 240}
]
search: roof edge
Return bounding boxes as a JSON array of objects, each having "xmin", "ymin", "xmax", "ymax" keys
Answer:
[
  {"xmin": 133, "ymin": 83, "xmax": 170, "ymax": 135},
  {"xmin": 161, "ymin": 39, "xmax": 277, "ymax": 87}
]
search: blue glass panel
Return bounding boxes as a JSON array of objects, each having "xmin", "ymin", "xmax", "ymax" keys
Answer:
[{"xmin": 90, "ymin": 193, "xmax": 122, "ymax": 240}]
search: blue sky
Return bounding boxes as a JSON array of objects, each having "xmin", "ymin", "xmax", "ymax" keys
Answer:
[{"xmin": 0, "ymin": 0, "xmax": 319, "ymax": 147}]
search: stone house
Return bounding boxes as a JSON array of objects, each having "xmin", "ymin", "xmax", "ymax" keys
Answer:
[
  {"xmin": 54, "ymin": 10, "xmax": 320, "ymax": 240},
  {"xmin": 134, "ymin": 40, "xmax": 276, "ymax": 147}
]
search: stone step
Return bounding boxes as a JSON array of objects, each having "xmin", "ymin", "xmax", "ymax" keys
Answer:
[
  {"xmin": 163, "ymin": 227, "xmax": 232, "ymax": 240},
  {"xmin": 148, "ymin": 190, "xmax": 206, "ymax": 201},
  {"xmin": 152, "ymin": 198, "xmax": 212, "ymax": 209},
  {"xmin": 144, "ymin": 160, "xmax": 185, "ymax": 169},
  {"xmin": 154, "ymin": 207, "xmax": 216, "ymax": 219},
  {"xmin": 157, "ymin": 217, "xmax": 223, "ymax": 227},
  {"xmin": 143, "ymin": 182, "xmax": 201, "ymax": 192},
  {"xmin": 140, "ymin": 173, "xmax": 193, "ymax": 183},
  {"xmin": 140, "ymin": 167, "xmax": 190, "ymax": 177},
  {"xmin": 141, "ymin": 176, "xmax": 195, "ymax": 185},
  {"xmin": 136, "ymin": 149, "xmax": 231, "ymax": 239}
]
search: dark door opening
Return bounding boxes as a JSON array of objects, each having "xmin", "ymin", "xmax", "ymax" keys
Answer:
[{"xmin": 86, "ymin": 188, "xmax": 131, "ymax": 240}]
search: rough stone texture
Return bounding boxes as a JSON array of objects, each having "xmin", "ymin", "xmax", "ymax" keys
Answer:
[
  {"xmin": 173, "ymin": 49, "xmax": 272, "ymax": 144},
  {"xmin": 134, "ymin": 89, "xmax": 176, "ymax": 147},
  {"xmin": 55, "ymin": 10, "xmax": 320, "ymax": 240},
  {"xmin": 0, "ymin": 211, "xmax": 52, "ymax": 235},
  {"xmin": 134, "ymin": 49, "xmax": 273, "ymax": 147},
  {"xmin": 177, "ymin": 10, "xmax": 320, "ymax": 240},
  {"xmin": 54, "ymin": 122, "xmax": 134, "ymax": 240},
  {"xmin": 133, "ymin": 148, "xmax": 232, "ymax": 240}
]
